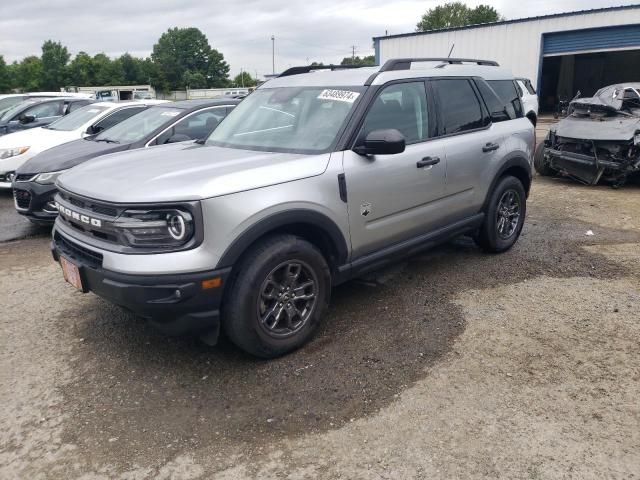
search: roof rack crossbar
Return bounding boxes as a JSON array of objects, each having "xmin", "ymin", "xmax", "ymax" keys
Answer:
[
  {"xmin": 379, "ymin": 57, "xmax": 499, "ymax": 72},
  {"xmin": 278, "ymin": 64, "xmax": 372, "ymax": 78}
]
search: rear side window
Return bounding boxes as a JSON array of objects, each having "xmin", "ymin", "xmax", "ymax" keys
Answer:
[
  {"xmin": 432, "ymin": 79, "xmax": 484, "ymax": 135},
  {"xmin": 475, "ymin": 80, "xmax": 511, "ymax": 123},
  {"xmin": 519, "ymin": 79, "xmax": 536, "ymax": 95},
  {"xmin": 488, "ymin": 80, "xmax": 523, "ymax": 119}
]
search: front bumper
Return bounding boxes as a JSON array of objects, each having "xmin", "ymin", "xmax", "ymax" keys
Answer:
[
  {"xmin": 13, "ymin": 181, "xmax": 59, "ymax": 224},
  {"xmin": 51, "ymin": 230, "xmax": 231, "ymax": 339}
]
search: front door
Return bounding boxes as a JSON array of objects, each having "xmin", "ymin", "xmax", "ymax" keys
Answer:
[{"xmin": 342, "ymin": 81, "xmax": 448, "ymax": 259}]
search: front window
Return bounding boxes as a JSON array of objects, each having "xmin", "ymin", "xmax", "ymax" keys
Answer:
[
  {"xmin": 0, "ymin": 97, "xmax": 26, "ymax": 116},
  {"xmin": 207, "ymin": 86, "xmax": 365, "ymax": 154},
  {"xmin": 45, "ymin": 105, "xmax": 109, "ymax": 131},
  {"xmin": 1, "ymin": 100, "xmax": 37, "ymax": 121},
  {"xmin": 93, "ymin": 106, "xmax": 185, "ymax": 144}
]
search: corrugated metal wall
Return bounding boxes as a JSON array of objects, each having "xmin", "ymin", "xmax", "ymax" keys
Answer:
[
  {"xmin": 544, "ymin": 24, "xmax": 640, "ymax": 55},
  {"xmin": 377, "ymin": 8, "xmax": 640, "ymax": 89}
]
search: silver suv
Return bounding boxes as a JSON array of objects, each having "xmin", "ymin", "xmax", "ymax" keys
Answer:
[{"xmin": 51, "ymin": 58, "xmax": 534, "ymax": 358}]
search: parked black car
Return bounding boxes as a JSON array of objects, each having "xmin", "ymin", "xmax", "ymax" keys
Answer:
[
  {"xmin": 13, "ymin": 99, "xmax": 240, "ymax": 224},
  {"xmin": 0, "ymin": 97, "xmax": 94, "ymax": 136}
]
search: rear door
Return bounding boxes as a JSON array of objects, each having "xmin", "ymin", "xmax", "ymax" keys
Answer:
[
  {"xmin": 431, "ymin": 78, "xmax": 505, "ymax": 219},
  {"xmin": 342, "ymin": 80, "xmax": 448, "ymax": 259}
]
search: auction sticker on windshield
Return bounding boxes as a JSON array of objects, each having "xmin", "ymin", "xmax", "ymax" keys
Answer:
[{"xmin": 317, "ymin": 89, "xmax": 360, "ymax": 103}]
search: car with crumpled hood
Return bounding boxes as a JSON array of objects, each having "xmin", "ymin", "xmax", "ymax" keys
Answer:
[{"xmin": 535, "ymin": 83, "xmax": 640, "ymax": 187}]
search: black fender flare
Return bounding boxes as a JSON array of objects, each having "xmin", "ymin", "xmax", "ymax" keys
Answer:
[
  {"xmin": 217, "ymin": 209, "xmax": 349, "ymax": 268},
  {"xmin": 482, "ymin": 156, "xmax": 532, "ymax": 211}
]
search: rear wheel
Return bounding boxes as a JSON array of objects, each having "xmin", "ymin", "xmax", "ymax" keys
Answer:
[
  {"xmin": 222, "ymin": 234, "xmax": 331, "ymax": 358},
  {"xmin": 533, "ymin": 142, "xmax": 555, "ymax": 176},
  {"xmin": 476, "ymin": 175, "xmax": 526, "ymax": 253}
]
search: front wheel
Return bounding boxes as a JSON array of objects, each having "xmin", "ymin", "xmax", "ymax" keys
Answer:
[
  {"xmin": 222, "ymin": 234, "xmax": 331, "ymax": 358},
  {"xmin": 475, "ymin": 176, "xmax": 526, "ymax": 253},
  {"xmin": 533, "ymin": 142, "xmax": 555, "ymax": 176}
]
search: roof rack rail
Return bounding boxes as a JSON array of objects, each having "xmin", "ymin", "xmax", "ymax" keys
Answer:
[
  {"xmin": 379, "ymin": 57, "xmax": 499, "ymax": 72},
  {"xmin": 278, "ymin": 64, "xmax": 372, "ymax": 78}
]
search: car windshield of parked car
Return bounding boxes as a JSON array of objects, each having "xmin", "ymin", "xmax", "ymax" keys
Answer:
[
  {"xmin": 0, "ymin": 100, "xmax": 37, "ymax": 121},
  {"xmin": 206, "ymin": 87, "xmax": 365, "ymax": 154},
  {"xmin": 45, "ymin": 105, "xmax": 109, "ymax": 131},
  {"xmin": 93, "ymin": 106, "xmax": 184, "ymax": 144},
  {"xmin": 0, "ymin": 97, "xmax": 26, "ymax": 117}
]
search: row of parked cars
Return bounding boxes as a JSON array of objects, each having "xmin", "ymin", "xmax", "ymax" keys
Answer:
[
  {"xmin": 1, "ymin": 96, "xmax": 240, "ymax": 223},
  {"xmin": 5, "ymin": 59, "xmax": 536, "ymax": 358}
]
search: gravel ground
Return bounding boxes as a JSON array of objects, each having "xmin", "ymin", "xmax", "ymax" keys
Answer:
[{"xmin": 0, "ymin": 174, "xmax": 639, "ymax": 479}]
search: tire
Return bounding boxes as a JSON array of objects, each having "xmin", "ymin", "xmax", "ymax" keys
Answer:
[
  {"xmin": 222, "ymin": 234, "xmax": 331, "ymax": 358},
  {"xmin": 476, "ymin": 175, "xmax": 527, "ymax": 253},
  {"xmin": 533, "ymin": 142, "xmax": 554, "ymax": 176}
]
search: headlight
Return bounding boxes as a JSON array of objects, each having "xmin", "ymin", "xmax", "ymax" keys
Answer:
[
  {"xmin": 114, "ymin": 208, "xmax": 195, "ymax": 248},
  {"xmin": 0, "ymin": 146, "xmax": 30, "ymax": 159},
  {"xmin": 34, "ymin": 169, "xmax": 67, "ymax": 185}
]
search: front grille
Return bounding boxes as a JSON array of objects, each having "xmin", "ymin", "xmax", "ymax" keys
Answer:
[
  {"xmin": 58, "ymin": 190, "xmax": 119, "ymax": 218},
  {"xmin": 13, "ymin": 189, "xmax": 31, "ymax": 209},
  {"xmin": 54, "ymin": 232, "xmax": 103, "ymax": 269},
  {"xmin": 15, "ymin": 174, "xmax": 36, "ymax": 182}
]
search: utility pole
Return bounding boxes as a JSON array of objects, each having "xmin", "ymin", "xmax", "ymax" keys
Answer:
[
  {"xmin": 351, "ymin": 45, "xmax": 356, "ymax": 62},
  {"xmin": 271, "ymin": 35, "xmax": 275, "ymax": 75},
  {"xmin": 240, "ymin": 67, "xmax": 244, "ymax": 88}
]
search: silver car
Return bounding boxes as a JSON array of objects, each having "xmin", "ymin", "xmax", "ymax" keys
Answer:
[{"xmin": 51, "ymin": 58, "xmax": 534, "ymax": 358}]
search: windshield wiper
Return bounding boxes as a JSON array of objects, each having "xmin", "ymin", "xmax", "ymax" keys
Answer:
[{"xmin": 94, "ymin": 138, "xmax": 119, "ymax": 144}]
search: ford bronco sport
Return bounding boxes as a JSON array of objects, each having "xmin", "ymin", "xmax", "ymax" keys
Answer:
[{"xmin": 51, "ymin": 58, "xmax": 534, "ymax": 358}]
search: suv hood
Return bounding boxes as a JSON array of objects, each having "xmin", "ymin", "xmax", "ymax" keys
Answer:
[
  {"xmin": 17, "ymin": 137, "xmax": 128, "ymax": 174},
  {"xmin": 57, "ymin": 143, "xmax": 331, "ymax": 203},
  {"xmin": 552, "ymin": 115, "xmax": 640, "ymax": 141}
]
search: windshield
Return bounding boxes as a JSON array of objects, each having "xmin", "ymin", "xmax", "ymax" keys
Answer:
[
  {"xmin": 0, "ymin": 100, "xmax": 37, "ymax": 121},
  {"xmin": 94, "ymin": 106, "xmax": 184, "ymax": 143},
  {"xmin": 206, "ymin": 87, "xmax": 364, "ymax": 154},
  {"xmin": 0, "ymin": 97, "xmax": 26, "ymax": 116},
  {"xmin": 45, "ymin": 105, "xmax": 109, "ymax": 131}
]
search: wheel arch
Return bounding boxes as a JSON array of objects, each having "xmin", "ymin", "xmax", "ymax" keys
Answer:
[
  {"xmin": 526, "ymin": 110, "xmax": 538, "ymax": 126},
  {"xmin": 218, "ymin": 209, "xmax": 349, "ymax": 275},
  {"xmin": 483, "ymin": 157, "xmax": 532, "ymax": 211}
]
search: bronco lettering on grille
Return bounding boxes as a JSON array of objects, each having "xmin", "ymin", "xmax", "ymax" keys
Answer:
[{"xmin": 56, "ymin": 203, "xmax": 102, "ymax": 227}]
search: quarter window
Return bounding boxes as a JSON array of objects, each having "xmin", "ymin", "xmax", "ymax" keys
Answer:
[
  {"xmin": 360, "ymin": 82, "xmax": 429, "ymax": 144},
  {"xmin": 488, "ymin": 80, "xmax": 523, "ymax": 119},
  {"xmin": 476, "ymin": 80, "xmax": 511, "ymax": 123},
  {"xmin": 433, "ymin": 79, "xmax": 484, "ymax": 134}
]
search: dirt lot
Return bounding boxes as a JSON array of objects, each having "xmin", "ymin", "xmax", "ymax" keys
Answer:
[{"xmin": 1, "ymin": 173, "xmax": 639, "ymax": 479}]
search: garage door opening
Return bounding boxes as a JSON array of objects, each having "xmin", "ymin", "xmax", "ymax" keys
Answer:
[{"xmin": 539, "ymin": 49, "xmax": 640, "ymax": 112}]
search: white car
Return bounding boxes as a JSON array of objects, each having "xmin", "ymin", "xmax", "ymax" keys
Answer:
[
  {"xmin": 0, "ymin": 100, "xmax": 166, "ymax": 188},
  {"xmin": 515, "ymin": 78, "xmax": 539, "ymax": 126}
]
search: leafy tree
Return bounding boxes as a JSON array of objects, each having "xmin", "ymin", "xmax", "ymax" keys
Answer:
[
  {"xmin": 232, "ymin": 71, "xmax": 257, "ymax": 88},
  {"xmin": 16, "ymin": 56, "xmax": 43, "ymax": 91},
  {"xmin": 183, "ymin": 70, "xmax": 208, "ymax": 89},
  {"xmin": 416, "ymin": 2, "xmax": 502, "ymax": 31},
  {"xmin": 119, "ymin": 53, "xmax": 143, "ymax": 84},
  {"xmin": 0, "ymin": 56, "xmax": 12, "ymax": 93},
  {"xmin": 152, "ymin": 27, "xmax": 229, "ymax": 90},
  {"xmin": 40, "ymin": 40, "xmax": 70, "ymax": 90},
  {"xmin": 340, "ymin": 55, "xmax": 375, "ymax": 66},
  {"xmin": 67, "ymin": 51, "xmax": 95, "ymax": 86}
]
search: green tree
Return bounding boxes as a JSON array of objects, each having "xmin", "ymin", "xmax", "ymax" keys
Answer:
[
  {"xmin": 340, "ymin": 55, "xmax": 375, "ymax": 66},
  {"xmin": 151, "ymin": 27, "xmax": 229, "ymax": 90},
  {"xmin": 91, "ymin": 53, "xmax": 124, "ymax": 85},
  {"xmin": 232, "ymin": 71, "xmax": 257, "ymax": 88},
  {"xmin": 41, "ymin": 40, "xmax": 70, "ymax": 90},
  {"xmin": 67, "ymin": 51, "xmax": 95, "ymax": 86},
  {"xmin": 183, "ymin": 70, "xmax": 208, "ymax": 89},
  {"xmin": 16, "ymin": 56, "xmax": 43, "ymax": 91},
  {"xmin": 416, "ymin": 2, "xmax": 502, "ymax": 31},
  {"xmin": 0, "ymin": 56, "xmax": 12, "ymax": 93}
]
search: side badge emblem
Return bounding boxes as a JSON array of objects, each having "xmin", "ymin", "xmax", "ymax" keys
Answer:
[{"xmin": 360, "ymin": 202, "xmax": 372, "ymax": 217}]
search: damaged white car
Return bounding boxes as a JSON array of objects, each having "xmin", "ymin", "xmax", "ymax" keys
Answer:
[{"xmin": 535, "ymin": 83, "xmax": 640, "ymax": 187}]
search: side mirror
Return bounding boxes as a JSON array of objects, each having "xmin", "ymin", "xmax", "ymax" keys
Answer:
[
  {"xmin": 353, "ymin": 129, "xmax": 406, "ymax": 156},
  {"xmin": 86, "ymin": 125, "xmax": 102, "ymax": 135},
  {"xmin": 19, "ymin": 114, "xmax": 35, "ymax": 125},
  {"xmin": 165, "ymin": 134, "xmax": 192, "ymax": 144}
]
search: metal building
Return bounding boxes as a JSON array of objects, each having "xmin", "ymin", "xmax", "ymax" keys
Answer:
[{"xmin": 374, "ymin": 5, "xmax": 640, "ymax": 111}]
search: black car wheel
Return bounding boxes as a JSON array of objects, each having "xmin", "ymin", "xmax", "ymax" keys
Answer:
[
  {"xmin": 534, "ymin": 142, "xmax": 555, "ymax": 176},
  {"xmin": 476, "ymin": 175, "xmax": 526, "ymax": 253},
  {"xmin": 223, "ymin": 234, "xmax": 330, "ymax": 358}
]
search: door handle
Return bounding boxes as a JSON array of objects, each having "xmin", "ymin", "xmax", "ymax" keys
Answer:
[
  {"xmin": 482, "ymin": 142, "xmax": 500, "ymax": 153},
  {"xmin": 416, "ymin": 156, "xmax": 440, "ymax": 168}
]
